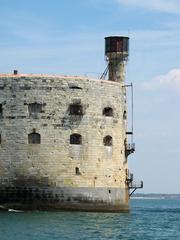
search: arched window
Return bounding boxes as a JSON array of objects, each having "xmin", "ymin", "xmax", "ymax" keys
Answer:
[
  {"xmin": 103, "ymin": 107, "xmax": 113, "ymax": 117},
  {"xmin": 28, "ymin": 132, "xmax": 41, "ymax": 144},
  {"xmin": 70, "ymin": 134, "xmax": 82, "ymax": 145},
  {"xmin": 69, "ymin": 104, "xmax": 83, "ymax": 115},
  {"xmin": 103, "ymin": 135, "xmax": 113, "ymax": 146}
]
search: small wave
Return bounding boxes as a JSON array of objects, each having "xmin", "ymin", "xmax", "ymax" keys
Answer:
[{"xmin": 8, "ymin": 209, "xmax": 24, "ymax": 212}]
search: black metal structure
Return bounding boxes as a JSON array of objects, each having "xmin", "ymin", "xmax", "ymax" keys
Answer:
[{"xmin": 126, "ymin": 173, "xmax": 143, "ymax": 197}]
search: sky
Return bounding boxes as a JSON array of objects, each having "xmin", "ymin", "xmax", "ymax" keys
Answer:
[{"xmin": 0, "ymin": 0, "xmax": 180, "ymax": 194}]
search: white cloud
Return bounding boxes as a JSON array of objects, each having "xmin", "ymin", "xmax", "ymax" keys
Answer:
[
  {"xmin": 116, "ymin": 0, "xmax": 180, "ymax": 13},
  {"xmin": 143, "ymin": 69, "xmax": 180, "ymax": 92}
]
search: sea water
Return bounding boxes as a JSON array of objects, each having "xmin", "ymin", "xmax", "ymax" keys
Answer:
[{"xmin": 0, "ymin": 199, "xmax": 180, "ymax": 240}]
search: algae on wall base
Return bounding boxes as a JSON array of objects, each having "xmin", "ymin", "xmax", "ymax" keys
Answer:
[{"xmin": 0, "ymin": 75, "xmax": 129, "ymax": 211}]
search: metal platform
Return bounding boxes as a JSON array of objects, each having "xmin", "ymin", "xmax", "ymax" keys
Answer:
[{"xmin": 126, "ymin": 173, "xmax": 143, "ymax": 197}]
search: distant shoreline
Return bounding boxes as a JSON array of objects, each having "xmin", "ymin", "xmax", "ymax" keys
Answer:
[{"xmin": 131, "ymin": 193, "xmax": 180, "ymax": 199}]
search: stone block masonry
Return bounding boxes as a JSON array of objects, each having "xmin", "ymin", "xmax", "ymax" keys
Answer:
[{"xmin": 0, "ymin": 74, "xmax": 129, "ymax": 211}]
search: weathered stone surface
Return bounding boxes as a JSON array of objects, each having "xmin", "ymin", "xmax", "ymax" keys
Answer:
[
  {"xmin": 0, "ymin": 186, "xmax": 129, "ymax": 212},
  {"xmin": 0, "ymin": 75, "xmax": 129, "ymax": 211}
]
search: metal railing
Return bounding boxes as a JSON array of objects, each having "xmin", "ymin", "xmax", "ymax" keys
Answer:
[
  {"xmin": 125, "ymin": 143, "xmax": 135, "ymax": 157},
  {"xmin": 128, "ymin": 181, "xmax": 143, "ymax": 189},
  {"xmin": 126, "ymin": 143, "xmax": 135, "ymax": 151},
  {"xmin": 126, "ymin": 173, "xmax": 143, "ymax": 197}
]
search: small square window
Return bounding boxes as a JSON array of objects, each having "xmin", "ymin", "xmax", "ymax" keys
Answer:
[
  {"xmin": 69, "ymin": 104, "xmax": 83, "ymax": 116},
  {"xmin": 70, "ymin": 134, "xmax": 82, "ymax": 145},
  {"xmin": 28, "ymin": 103, "xmax": 42, "ymax": 118},
  {"xmin": 103, "ymin": 107, "xmax": 113, "ymax": 117}
]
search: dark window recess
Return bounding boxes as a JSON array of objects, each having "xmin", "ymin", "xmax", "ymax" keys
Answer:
[
  {"xmin": 0, "ymin": 134, "xmax": 1, "ymax": 144},
  {"xmin": 103, "ymin": 107, "xmax": 113, "ymax": 117},
  {"xmin": 75, "ymin": 167, "xmax": 81, "ymax": 175},
  {"xmin": 103, "ymin": 135, "xmax": 113, "ymax": 146},
  {"xmin": 69, "ymin": 104, "xmax": 83, "ymax": 115},
  {"xmin": 70, "ymin": 134, "xmax": 82, "ymax": 145},
  {"xmin": 69, "ymin": 85, "xmax": 82, "ymax": 90},
  {"xmin": 0, "ymin": 104, "xmax": 2, "ymax": 118},
  {"xmin": 28, "ymin": 103, "xmax": 42, "ymax": 118},
  {"xmin": 123, "ymin": 110, "xmax": 127, "ymax": 120},
  {"xmin": 28, "ymin": 133, "xmax": 41, "ymax": 144}
]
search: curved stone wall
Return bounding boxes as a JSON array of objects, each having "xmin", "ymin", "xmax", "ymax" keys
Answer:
[{"xmin": 0, "ymin": 74, "xmax": 128, "ymax": 211}]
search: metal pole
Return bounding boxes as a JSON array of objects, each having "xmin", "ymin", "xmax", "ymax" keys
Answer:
[{"xmin": 131, "ymin": 82, "xmax": 134, "ymax": 144}]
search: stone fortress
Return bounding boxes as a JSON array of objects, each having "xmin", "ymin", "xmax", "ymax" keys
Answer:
[{"xmin": 0, "ymin": 36, "xmax": 142, "ymax": 212}]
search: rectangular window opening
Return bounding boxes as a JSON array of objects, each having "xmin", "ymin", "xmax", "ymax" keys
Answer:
[
  {"xmin": 75, "ymin": 167, "xmax": 81, "ymax": 175},
  {"xmin": 69, "ymin": 104, "xmax": 83, "ymax": 116},
  {"xmin": 0, "ymin": 104, "xmax": 3, "ymax": 118},
  {"xmin": 28, "ymin": 103, "xmax": 43, "ymax": 118}
]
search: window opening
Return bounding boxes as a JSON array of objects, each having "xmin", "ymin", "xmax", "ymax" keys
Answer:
[
  {"xmin": 69, "ymin": 104, "xmax": 83, "ymax": 115},
  {"xmin": 0, "ymin": 104, "xmax": 2, "ymax": 118},
  {"xmin": 123, "ymin": 110, "xmax": 127, "ymax": 120},
  {"xmin": 103, "ymin": 135, "xmax": 113, "ymax": 146},
  {"xmin": 28, "ymin": 103, "xmax": 42, "ymax": 118},
  {"xmin": 75, "ymin": 167, "xmax": 81, "ymax": 175},
  {"xmin": 103, "ymin": 107, "xmax": 113, "ymax": 117},
  {"xmin": 28, "ymin": 132, "xmax": 41, "ymax": 144},
  {"xmin": 70, "ymin": 134, "xmax": 82, "ymax": 145},
  {"xmin": 69, "ymin": 85, "xmax": 82, "ymax": 90}
]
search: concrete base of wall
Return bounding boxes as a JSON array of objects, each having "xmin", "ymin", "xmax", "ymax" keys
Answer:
[{"xmin": 0, "ymin": 186, "xmax": 129, "ymax": 212}]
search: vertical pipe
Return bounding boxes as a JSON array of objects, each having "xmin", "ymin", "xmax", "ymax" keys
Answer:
[{"xmin": 131, "ymin": 83, "xmax": 134, "ymax": 144}]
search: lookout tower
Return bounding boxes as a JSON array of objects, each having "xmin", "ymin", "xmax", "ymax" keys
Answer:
[{"xmin": 104, "ymin": 36, "xmax": 129, "ymax": 82}]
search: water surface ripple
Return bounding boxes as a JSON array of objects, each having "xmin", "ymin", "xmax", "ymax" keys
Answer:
[{"xmin": 0, "ymin": 199, "xmax": 180, "ymax": 239}]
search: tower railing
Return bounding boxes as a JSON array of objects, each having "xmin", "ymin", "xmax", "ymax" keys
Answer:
[
  {"xmin": 125, "ymin": 143, "xmax": 135, "ymax": 157},
  {"xmin": 126, "ymin": 173, "xmax": 143, "ymax": 197}
]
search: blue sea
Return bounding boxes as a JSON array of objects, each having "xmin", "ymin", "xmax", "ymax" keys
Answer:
[{"xmin": 0, "ymin": 199, "xmax": 180, "ymax": 240}]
